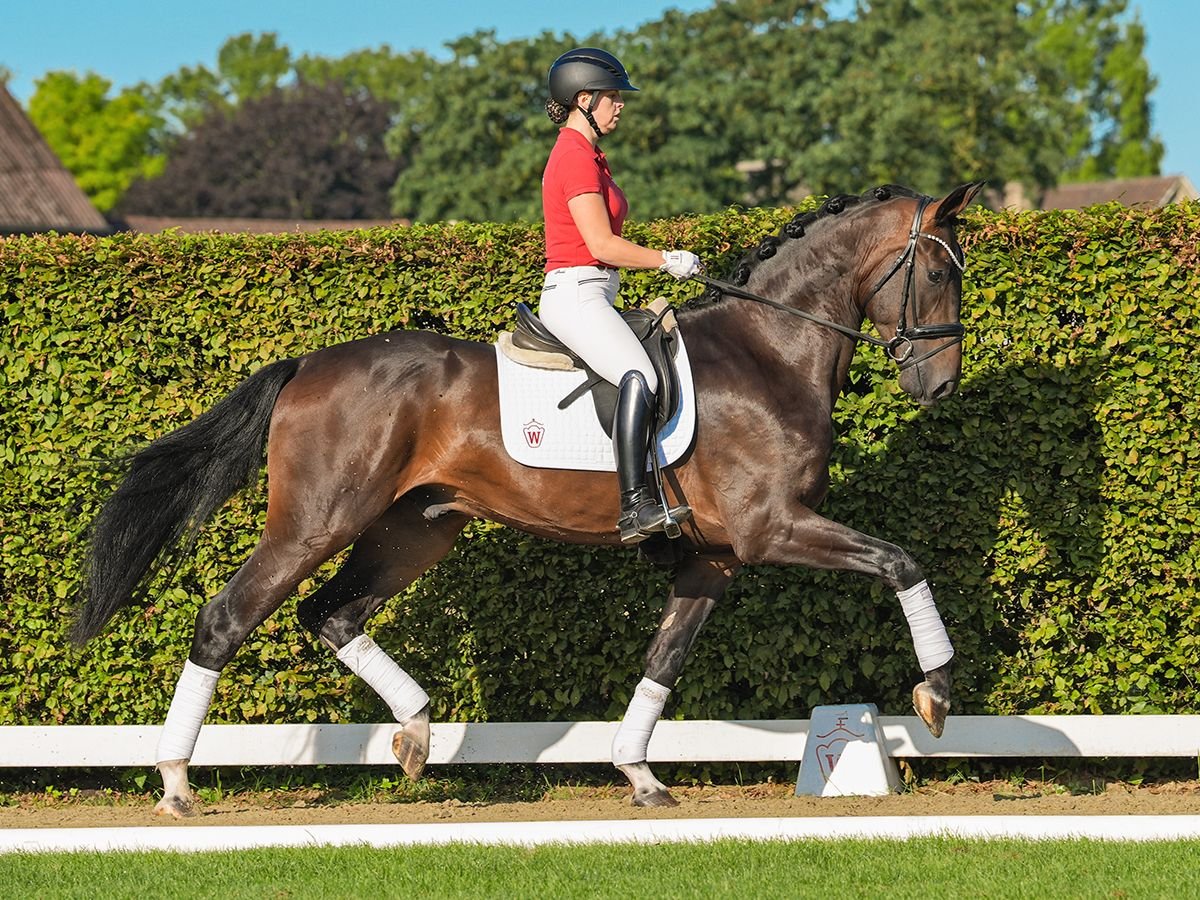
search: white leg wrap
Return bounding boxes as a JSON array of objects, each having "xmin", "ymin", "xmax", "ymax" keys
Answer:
[
  {"xmin": 611, "ymin": 677, "xmax": 670, "ymax": 766},
  {"xmin": 897, "ymin": 580, "xmax": 955, "ymax": 673},
  {"xmin": 336, "ymin": 634, "xmax": 429, "ymax": 722},
  {"xmin": 155, "ymin": 659, "xmax": 220, "ymax": 765}
]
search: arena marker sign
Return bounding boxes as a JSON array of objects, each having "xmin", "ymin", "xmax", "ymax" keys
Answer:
[{"xmin": 796, "ymin": 704, "xmax": 901, "ymax": 797}]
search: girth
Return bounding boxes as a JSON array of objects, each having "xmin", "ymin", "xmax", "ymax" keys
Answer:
[{"xmin": 511, "ymin": 301, "xmax": 682, "ymax": 438}]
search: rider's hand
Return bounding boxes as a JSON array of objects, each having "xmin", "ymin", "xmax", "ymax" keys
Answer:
[{"xmin": 659, "ymin": 250, "xmax": 702, "ymax": 280}]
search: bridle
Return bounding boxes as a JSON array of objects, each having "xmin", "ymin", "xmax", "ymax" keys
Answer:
[{"xmin": 693, "ymin": 196, "xmax": 966, "ymax": 371}]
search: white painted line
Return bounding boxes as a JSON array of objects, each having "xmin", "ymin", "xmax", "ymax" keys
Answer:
[{"xmin": 3, "ymin": 816, "xmax": 1200, "ymax": 853}]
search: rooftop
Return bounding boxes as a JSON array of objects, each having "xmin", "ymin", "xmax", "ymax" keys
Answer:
[{"xmin": 0, "ymin": 84, "xmax": 111, "ymax": 235}]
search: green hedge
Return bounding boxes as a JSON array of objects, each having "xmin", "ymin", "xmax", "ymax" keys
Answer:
[{"xmin": 2, "ymin": 202, "xmax": 1197, "ymax": 729}]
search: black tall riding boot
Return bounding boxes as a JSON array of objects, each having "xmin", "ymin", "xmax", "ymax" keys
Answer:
[{"xmin": 613, "ymin": 371, "xmax": 691, "ymax": 543}]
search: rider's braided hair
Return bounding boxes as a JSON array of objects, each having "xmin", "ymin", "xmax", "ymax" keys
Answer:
[{"xmin": 545, "ymin": 98, "xmax": 571, "ymax": 125}]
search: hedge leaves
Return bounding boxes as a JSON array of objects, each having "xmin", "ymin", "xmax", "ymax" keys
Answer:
[{"xmin": 2, "ymin": 201, "xmax": 1197, "ymax": 726}]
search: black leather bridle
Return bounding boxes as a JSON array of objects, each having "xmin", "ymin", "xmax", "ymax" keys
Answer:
[{"xmin": 693, "ymin": 196, "xmax": 966, "ymax": 371}]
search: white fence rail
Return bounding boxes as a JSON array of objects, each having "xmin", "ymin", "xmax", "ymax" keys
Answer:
[{"xmin": 1, "ymin": 716, "xmax": 1198, "ymax": 768}]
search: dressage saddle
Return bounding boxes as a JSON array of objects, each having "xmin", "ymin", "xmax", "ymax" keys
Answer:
[{"xmin": 507, "ymin": 299, "xmax": 683, "ymax": 439}]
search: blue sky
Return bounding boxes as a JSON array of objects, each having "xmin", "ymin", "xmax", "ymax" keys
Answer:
[{"xmin": 2, "ymin": 1, "xmax": 1195, "ymax": 185}]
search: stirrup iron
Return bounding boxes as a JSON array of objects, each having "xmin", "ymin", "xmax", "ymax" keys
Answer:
[{"xmin": 618, "ymin": 488, "xmax": 689, "ymax": 543}]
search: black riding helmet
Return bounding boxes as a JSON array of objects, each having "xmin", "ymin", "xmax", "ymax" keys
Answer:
[{"xmin": 548, "ymin": 47, "xmax": 638, "ymax": 116}]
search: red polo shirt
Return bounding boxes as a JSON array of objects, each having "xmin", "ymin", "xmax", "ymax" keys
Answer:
[{"xmin": 542, "ymin": 128, "xmax": 628, "ymax": 271}]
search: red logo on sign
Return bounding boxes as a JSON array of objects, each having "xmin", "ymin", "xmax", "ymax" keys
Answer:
[
  {"xmin": 814, "ymin": 713, "xmax": 865, "ymax": 780},
  {"xmin": 523, "ymin": 419, "xmax": 545, "ymax": 448}
]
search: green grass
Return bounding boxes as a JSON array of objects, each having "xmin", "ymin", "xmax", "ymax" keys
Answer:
[{"xmin": 4, "ymin": 838, "xmax": 1200, "ymax": 899}]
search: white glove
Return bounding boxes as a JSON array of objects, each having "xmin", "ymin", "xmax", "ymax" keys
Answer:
[{"xmin": 659, "ymin": 250, "xmax": 702, "ymax": 280}]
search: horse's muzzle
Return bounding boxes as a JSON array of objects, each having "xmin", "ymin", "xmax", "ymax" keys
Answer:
[{"xmin": 920, "ymin": 378, "xmax": 958, "ymax": 407}]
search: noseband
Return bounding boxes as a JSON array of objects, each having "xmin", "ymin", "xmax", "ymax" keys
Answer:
[{"xmin": 694, "ymin": 196, "xmax": 966, "ymax": 371}]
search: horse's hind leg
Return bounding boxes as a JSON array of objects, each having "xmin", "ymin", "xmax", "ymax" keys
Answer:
[
  {"xmin": 296, "ymin": 492, "xmax": 469, "ymax": 781},
  {"xmin": 154, "ymin": 533, "xmax": 340, "ymax": 817},
  {"xmin": 154, "ymin": 494, "xmax": 398, "ymax": 819},
  {"xmin": 614, "ymin": 556, "xmax": 738, "ymax": 807}
]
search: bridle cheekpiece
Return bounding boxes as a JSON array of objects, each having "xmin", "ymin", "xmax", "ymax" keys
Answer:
[
  {"xmin": 866, "ymin": 196, "xmax": 966, "ymax": 368},
  {"xmin": 694, "ymin": 194, "xmax": 966, "ymax": 371}
]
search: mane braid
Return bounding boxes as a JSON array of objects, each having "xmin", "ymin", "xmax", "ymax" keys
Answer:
[{"xmin": 684, "ymin": 184, "xmax": 925, "ymax": 310}]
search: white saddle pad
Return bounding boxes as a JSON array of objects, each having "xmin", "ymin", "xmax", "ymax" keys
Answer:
[{"xmin": 494, "ymin": 335, "xmax": 697, "ymax": 471}]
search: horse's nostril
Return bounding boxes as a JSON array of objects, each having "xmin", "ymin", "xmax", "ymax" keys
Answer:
[{"xmin": 932, "ymin": 380, "xmax": 958, "ymax": 402}]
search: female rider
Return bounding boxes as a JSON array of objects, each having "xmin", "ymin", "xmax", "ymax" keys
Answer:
[{"xmin": 540, "ymin": 47, "xmax": 700, "ymax": 543}]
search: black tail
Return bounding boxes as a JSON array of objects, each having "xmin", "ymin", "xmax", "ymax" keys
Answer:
[{"xmin": 71, "ymin": 358, "xmax": 301, "ymax": 645}]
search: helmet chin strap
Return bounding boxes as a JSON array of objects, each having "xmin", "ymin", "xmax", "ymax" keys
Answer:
[{"xmin": 579, "ymin": 92, "xmax": 605, "ymax": 140}]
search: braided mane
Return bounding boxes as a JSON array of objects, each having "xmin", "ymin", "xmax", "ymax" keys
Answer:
[{"xmin": 686, "ymin": 184, "xmax": 925, "ymax": 309}]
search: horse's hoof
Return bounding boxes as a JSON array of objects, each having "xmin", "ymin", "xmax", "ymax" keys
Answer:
[
  {"xmin": 391, "ymin": 705, "xmax": 431, "ymax": 781},
  {"xmin": 912, "ymin": 679, "xmax": 950, "ymax": 738},
  {"xmin": 153, "ymin": 794, "xmax": 194, "ymax": 819},
  {"xmin": 616, "ymin": 761, "xmax": 678, "ymax": 808},
  {"xmin": 632, "ymin": 788, "xmax": 679, "ymax": 808},
  {"xmin": 392, "ymin": 732, "xmax": 427, "ymax": 781}
]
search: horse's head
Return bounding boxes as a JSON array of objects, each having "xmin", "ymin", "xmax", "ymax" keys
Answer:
[{"xmin": 862, "ymin": 182, "xmax": 984, "ymax": 406}]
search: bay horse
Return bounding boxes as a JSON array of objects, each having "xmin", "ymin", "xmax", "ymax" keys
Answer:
[{"xmin": 73, "ymin": 181, "xmax": 984, "ymax": 815}]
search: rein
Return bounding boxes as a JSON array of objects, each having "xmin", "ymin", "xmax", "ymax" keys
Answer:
[{"xmin": 693, "ymin": 197, "xmax": 966, "ymax": 370}]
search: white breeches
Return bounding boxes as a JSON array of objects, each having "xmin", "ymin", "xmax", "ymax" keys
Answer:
[{"xmin": 538, "ymin": 266, "xmax": 658, "ymax": 393}]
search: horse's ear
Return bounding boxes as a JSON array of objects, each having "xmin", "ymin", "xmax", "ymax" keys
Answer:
[{"xmin": 927, "ymin": 181, "xmax": 986, "ymax": 228}]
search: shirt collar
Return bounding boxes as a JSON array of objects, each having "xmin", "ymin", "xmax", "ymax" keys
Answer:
[{"xmin": 558, "ymin": 126, "xmax": 605, "ymax": 161}]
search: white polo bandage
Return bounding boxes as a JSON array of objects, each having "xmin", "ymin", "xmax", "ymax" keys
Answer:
[
  {"xmin": 611, "ymin": 677, "xmax": 671, "ymax": 766},
  {"xmin": 156, "ymin": 659, "xmax": 220, "ymax": 765},
  {"xmin": 897, "ymin": 580, "xmax": 955, "ymax": 673},
  {"xmin": 336, "ymin": 634, "xmax": 429, "ymax": 722}
]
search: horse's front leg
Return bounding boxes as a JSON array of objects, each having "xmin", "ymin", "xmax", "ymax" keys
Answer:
[
  {"xmin": 738, "ymin": 507, "xmax": 954, "ymax": 737},
  {"xmin": 900, "ymin": 581, "xmax": 954, "ymax": 737},
  {"xmin": 614, "ymin": 555, "xmax": 739, "ymax": 807}
]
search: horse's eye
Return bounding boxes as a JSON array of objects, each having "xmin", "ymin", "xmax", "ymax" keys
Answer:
[{"xmin": 927, "ymin": 269, "xmax": 945, "ymax": 285}]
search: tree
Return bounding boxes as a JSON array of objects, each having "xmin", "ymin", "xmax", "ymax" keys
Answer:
[
  {"xmin": 294, "ymin": 45, "xmax": 434, "ymax": 111},
  {"xmin": 384, "ymin": 4, "xmax": 836, "ymax": 222},
  {"xmin": 782, "ymin": 0, "xmax": 1059, "ymax": 194},
  {"xmin": 1095, "ymin": 16, "xmax": 1162, "ymax": 178},
  {"xmin": 295, "ymin": 46, "xmax": 435, "ymax": 177},
  {"xmin": 25, "ymin": 33, "xmax": 301, "ymax": 214},
  {"xmin": 385, "ymin": 29, "xmax": 572, "ymax": 223},
  {"xmin": 22, "ymin": 3, "xmax": 1165, "ymax": 222},
  {"xmin": 27, "ymin": 72, "xmax": 165, "ymax": 212},
  {"xmin": 152, "ymin": 65, "xmax": 229, "ymax": 133},
  {"xmin": 785, "ymin": 0, "xmax": 1162, "ymax": 197},
  {"xmin": 152, "ymin": 32, "xmax": 294, "ymax": 132},
  {"xmin": 1035, "ymin": 1, "xmax": 1162, "ymax": 181},
  {"xmin": 217, "ymin": 32, "xmax": 292, "ymax": 103},
  {"xmin": 613, "ymin": 1, "xmax": 835, "ymax": 214},
  {"xmin": 379, "ymin": 0, "xmax": 1164, "ymax": 219},
  {"xmin": 116, "ymin": 80, "xmax": 399, "ymax": 219}
]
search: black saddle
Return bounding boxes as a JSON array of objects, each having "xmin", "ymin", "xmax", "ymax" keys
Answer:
[{"xmin": 512, "ymin": 301, "xmax": 682, "ymax": 439}]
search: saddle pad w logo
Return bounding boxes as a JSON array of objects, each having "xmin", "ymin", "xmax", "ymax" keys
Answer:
[{"xmin": 494, "ymin": 336, "xmax": 697, "ymax": 471}]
